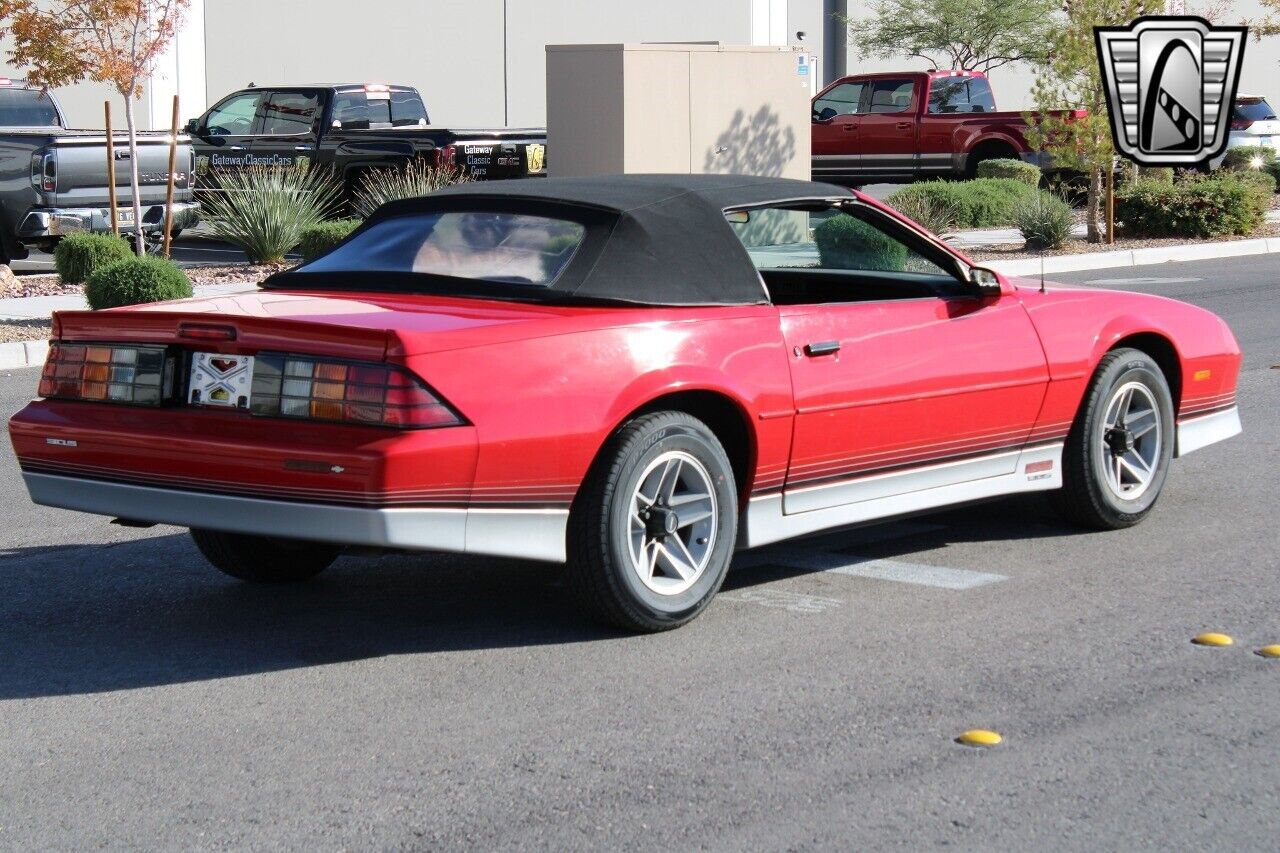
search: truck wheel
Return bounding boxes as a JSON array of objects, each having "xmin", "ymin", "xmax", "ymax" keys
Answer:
[
  {"xmin": 567, "ymin": 411, "xmax": 737, "ymax": 633},
  {"xmin": 190, "ymin": 529, "xmax": 340, "ymax": 583},
  {"xmin": 1051, "ymin": 349, "xmax": 1174, "ymax": 530}
]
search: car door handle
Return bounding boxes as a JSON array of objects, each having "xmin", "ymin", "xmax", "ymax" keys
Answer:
[
  {"xmin": 804, "ymin": 341, "xmax": 841, "ymax": 357},
  {"xmin": 294, "ymin": 145, "xmax": 313, "ymax": 151},
  {"xmin": 895, "ymin": 122, "xmax": 911, "ymax": 130},
  {"xmin": 842, "ymin": 124, "xmax": 856, "ymax": 132},
  {"xmin": 228, "ymin": 145, "xmax": 245, "ymax": 151}
]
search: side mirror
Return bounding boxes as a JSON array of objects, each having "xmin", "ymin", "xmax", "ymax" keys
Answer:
[
  {"xmin": 970, "ymin": 266, "xmax": 1003, "ymax": 297},
  {"xmin": 813, "ymin": 106, "xmax": 838, "ymax": 123},
  {"xmin": 183, "ymin": 118, "xmax": 199, "ymax": 135}
]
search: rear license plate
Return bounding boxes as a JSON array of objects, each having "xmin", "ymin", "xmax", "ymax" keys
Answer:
[
  {"xmin": 188, "ymin": 352, "xmax": 254, "ymax": 409},
  {"xmin": 116, "ymin": 209, "xmax": 135, "ymax": 226}
]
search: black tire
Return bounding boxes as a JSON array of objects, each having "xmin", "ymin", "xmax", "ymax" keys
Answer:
[
  {"xmin": 567, "ymin": 411, "xmax": 738, "ymax": 632},
  {"xmin": 190, "ymin": 529, "xmax": 340, "ymax": 583},
  {"xmin": 1052, "ymin": 348, "xmax": 1175, "ymax": 530}
]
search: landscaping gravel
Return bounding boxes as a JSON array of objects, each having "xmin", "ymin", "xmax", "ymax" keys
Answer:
[
  {"xmin": 0, "ymin": 272, "xmax": 79, "ymax": 300},
  {"xmin": 0, "ymin": 319, "xmax": 53, "ymax": 343},
  {"xmin": 186, "ymin": 263, "xmax": 291, "ymax": 287}
]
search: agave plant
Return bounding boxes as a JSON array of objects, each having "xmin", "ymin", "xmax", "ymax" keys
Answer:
[
  {"xmin": 200, "ymin": 164, "xmax": 343, "ymax": 265},
  {"xmin": 352, "ymin": 159, "xmax": 471, "ymax": 219}
]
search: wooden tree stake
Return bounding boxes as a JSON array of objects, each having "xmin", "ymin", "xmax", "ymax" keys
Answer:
[
  {"xmin": 162, "ymin": 95, "xmax": 180, "ymax": 258},
  {"xmin": 105, "ymin": 101, "xmax": 119, "ymax": 237}
]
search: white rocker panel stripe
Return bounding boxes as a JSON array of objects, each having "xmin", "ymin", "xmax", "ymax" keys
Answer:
[
  {"xmin": 742, "ymin": 443, "xmax": 1063, "ymax": 549},
  {"xmin": 1175, "ymin": 405, "xmax": 1241, "ymax": 457}
]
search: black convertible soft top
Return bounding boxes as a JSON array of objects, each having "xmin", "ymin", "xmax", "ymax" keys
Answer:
[{"xmin": 267, "ymin": 174, "xmax": 854, "ymax": 306}]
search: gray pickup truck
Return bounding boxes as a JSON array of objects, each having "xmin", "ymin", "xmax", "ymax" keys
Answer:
[{"xmin": 0, "ymin": 81, "xmax": 198, "ymax": 265}]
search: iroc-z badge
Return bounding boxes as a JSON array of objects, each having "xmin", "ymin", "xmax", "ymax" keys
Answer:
[{"xmin": 1095, "ymin": 16, "xmax": 1246, "ymax": 167}]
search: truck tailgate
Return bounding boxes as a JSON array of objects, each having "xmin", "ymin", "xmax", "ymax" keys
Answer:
[{"xmin": 52, "ymin": 134, "xmax": 192, "ymax": 207}]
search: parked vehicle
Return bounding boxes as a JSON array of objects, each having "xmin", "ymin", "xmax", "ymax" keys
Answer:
[
  {"xmin": 0, "ymin": 79, "xmax": 197, "ymax": 264},
  {"xmin": 811, "ymin": 70, "xmax": 1082, "ymax": 184},
  {"xmin": 1224, "ymin": 94, "xmax": 1279, "ymax": 156},
  {"xmin": 10, "ymin": 175, "xmax": 1241, "ymax": 632},
  {"xmin": 186, "ymin": 84, "xmax": 547, "ymax": 195}
]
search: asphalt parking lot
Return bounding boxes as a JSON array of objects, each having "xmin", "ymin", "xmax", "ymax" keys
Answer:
[{"xmin": 0, "ymin": 254, "xmax": 1276, "ymax": 849}]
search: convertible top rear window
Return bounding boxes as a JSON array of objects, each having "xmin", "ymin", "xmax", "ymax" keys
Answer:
[{"xmin": 300, "ymin": 212, "xmax": 586, "ymax": 286}]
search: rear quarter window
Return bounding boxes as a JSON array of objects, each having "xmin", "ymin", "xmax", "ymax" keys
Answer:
[{"xmin": 0, "ymin": 89, "xmax": 60, "ymax": 126}]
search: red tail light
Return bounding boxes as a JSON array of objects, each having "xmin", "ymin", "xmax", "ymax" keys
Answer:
[
  {"xmin": 1230, "ymin": 118, "xmax": 1254, "ymax": 130},
  {"xmin": 434, "ymin": 144, "xmax": 457, "ymax": 168},
  {"xmin": 38, "ymin": 343, "xmax": 173, "ymax": 405},
  {"xmin": 250, "ymin": 354, "xmax": 464, "ymax": 429}
]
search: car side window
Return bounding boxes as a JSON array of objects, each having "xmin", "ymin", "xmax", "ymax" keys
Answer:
[
  {"xmin": 867, "ymin": 80, "xmax": 915, "ymax": 114},
  {"xmin": 814, "ymin": 82, "xmax": 865, "ymax": 118},
  {"xmin": 261, "ymin": 92, "xmax": 320, "ymax": 136},
  {"xmin": 204, "ymin": 92, "xmax": 262, "ymax": 136},
  {"xmin": 728, "ymin": 205, "xmax": 963, "ymax": 305}
]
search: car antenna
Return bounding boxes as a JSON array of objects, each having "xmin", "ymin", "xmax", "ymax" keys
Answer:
[{"xmin": 1039, "ymin": 187, "xmax": 1047, "ymax": 294}]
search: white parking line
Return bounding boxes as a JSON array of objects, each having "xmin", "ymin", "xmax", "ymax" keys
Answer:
[
  {"xmin": 819, "ymin": 558, "xmax": 1007, "ymax": 590},
  {"xmin": 780, "ymin": 549, "xmax": 1007, "ymax": 590}
]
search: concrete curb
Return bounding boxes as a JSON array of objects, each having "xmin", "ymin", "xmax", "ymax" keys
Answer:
[
  {"xmin": 985, "ymin": 236, "xmax": 1280, "ymax": 276},
  {"xmin": 0, "ymin": 339, "xmax": 49, "ymax": 370}
]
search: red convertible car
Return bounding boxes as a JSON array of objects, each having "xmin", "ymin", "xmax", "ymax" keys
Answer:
[{"xmin": 9, "ymin": 175, "xmax": 1242, "ymax": 631}]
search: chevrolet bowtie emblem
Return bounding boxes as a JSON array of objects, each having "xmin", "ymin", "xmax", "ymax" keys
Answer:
[{"xmin": 1095, "ymin": 16, "xmax": 1247, "ymax": 167}]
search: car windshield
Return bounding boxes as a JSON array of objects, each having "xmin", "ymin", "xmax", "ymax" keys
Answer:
[
  {"xmin": 299, "ymin": 211, "xmax": 586, "ymax": 286},
  {"xmin": 1234, "ymin": 98, "xmax": 1277, "ymax": 121}
]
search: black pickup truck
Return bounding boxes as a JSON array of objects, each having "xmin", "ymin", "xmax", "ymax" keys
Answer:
[{"xmin": 185, "ymin": 84, "xmax": 546, "ymax": 193}]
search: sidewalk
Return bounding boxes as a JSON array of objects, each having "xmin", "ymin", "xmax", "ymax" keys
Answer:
[
  {"xmin": 956, "ymin": 209, "xmax": 1280, "ymax": 275},
  {"xmin": 0, "ymin": 283, "xmax": 256, "ymax": 370},
  {"xmin": 0, "ymin": 282, "xmax": 255, "ymax": 321},
  {"xmin": 947, "ymin": 208, "xmax": 1280, "ymax": 250}
]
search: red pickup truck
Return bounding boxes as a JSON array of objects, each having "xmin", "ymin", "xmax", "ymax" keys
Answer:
[{"xmin": 811, "ymin": 70, "xmax": 1074, "ymax": 185}]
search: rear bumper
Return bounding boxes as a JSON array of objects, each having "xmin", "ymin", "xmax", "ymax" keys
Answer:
[
  {"xmin": 17, "ymin": 201, "xmax": 200, "ymax": 241},
  {"xmin": 21, "ymin": 471, "xmax": 568, "ymax": 563},
  {"xmin": 1175, "ymin": 406, "xmax": 1241, "ymax": 457}
]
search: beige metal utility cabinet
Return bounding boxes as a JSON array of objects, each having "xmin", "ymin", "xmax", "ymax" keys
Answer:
[{"xmin": 546, "ymin": 43, "xmax": 811, "ymax": 179}]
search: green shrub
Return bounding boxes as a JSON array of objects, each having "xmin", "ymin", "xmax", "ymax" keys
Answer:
[
  {"xmin": 1137, "ymin": 166, "xmax": 1175, "ymax": 185},
  {"xmin": 885, "ymin": 191, "xmax": 959, "ymax": 234},
  {"xmin": 1221, "ymin": 146, "xmax": 1277, "ymax": 172},
  {"xmin": 85, "ymin": 256, "xmax": 192, "ymax": 310},
  {"xmin": 352, "ymin": 159, "xmax": 471, "ymax": 219},
  {"xmin": 1012, "ymin": 189, "xmax": 1075, "ymax": 250},
  {"xmin": 200, "ymin": 164, "xmax": 343, "ymax": 264},
  {"xmin": 814, "ymin": 214, "xmax": 908, "ymax": 271},
  {"xmin": 1116, "ymin": 177, "xmax": 1267, "ymax": 239},
  {"xmin": 54, "ymin": 233, "xmax": 134, "ymax": 284},
  {"xmin": 298, "ymin": 219, "xmax": 361, "ymax": 263},
  {"xmin": 1227, "ymin": 169, "xmax": 1278, "ymax": 196},
  {"xmin": 887, "ymin": 178, "xmax": 1037, "ymax": 228},
  {"xmin": 974, "ymin": 157, "xmax": 1041, "ymax": 187}
]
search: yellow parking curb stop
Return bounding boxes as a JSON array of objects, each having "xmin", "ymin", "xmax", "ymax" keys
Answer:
[
  {"xmin": 956, "ymin": 729, "xmax": 1002, "ymax": 747},
  {"xmin": 1255, "ymin": 645, "xmax": 1280, "ymax": 658},
  {"xmin": 1192, "ymin": 632, "xmax": 1233, "ymax": 647}
]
